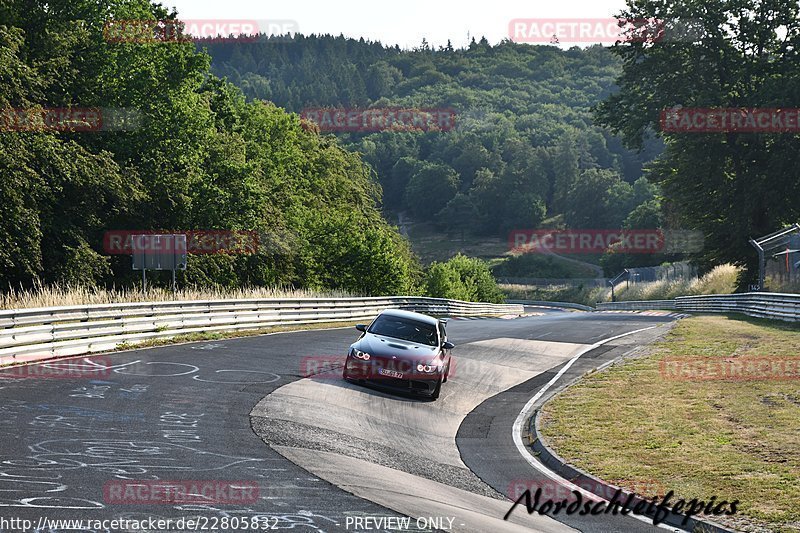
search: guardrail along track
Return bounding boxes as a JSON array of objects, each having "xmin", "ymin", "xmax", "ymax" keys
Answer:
[
  {"xmin": 597, "ymin": 292, "xmax": 800, "ymax": 322},
  {"xmin": 0, "ymin": 297, "xmax": 524, "ymax": 366},
  {"xmin": 507, "ymin": 300, "xmax": 595, "ymax": 312},
  {"xmin": 596, "ymin": 300, "xmax": 677, "ymax": 311}
]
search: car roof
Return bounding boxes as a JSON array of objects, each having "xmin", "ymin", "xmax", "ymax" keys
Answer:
[{"xmin": 378, "ymin": 308, "xmax": 440, "ymax": 326}]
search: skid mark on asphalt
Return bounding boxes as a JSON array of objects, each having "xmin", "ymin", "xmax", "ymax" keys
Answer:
[{"xmin": 274, "ymin": 447, "xmax": 572, "ymax": 533}]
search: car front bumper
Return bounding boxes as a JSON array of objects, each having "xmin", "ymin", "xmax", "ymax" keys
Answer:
[{"xmin": 344, "ymin": 358, "xmax": 440, "ymax": 395}]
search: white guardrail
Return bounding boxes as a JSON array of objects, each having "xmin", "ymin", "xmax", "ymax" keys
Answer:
[
  {"xmin": 507, "ymin": 299, "xmax": 595, "ymax": 312},
  {"xmin": 596, "ymin": 292, "xmax": 800, "ymax": 322},
  {"xmin": 596, "ymin": 299, "xmax": 677, "ymax": 311},
  {"xmin": 0, "ymin": 297, "xmax": 523, "ymax": 366}
]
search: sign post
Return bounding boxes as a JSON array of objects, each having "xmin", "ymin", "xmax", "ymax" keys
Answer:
[{"xmin": 131, "ymin": 234, "xmax": 188, "ymax": 293}]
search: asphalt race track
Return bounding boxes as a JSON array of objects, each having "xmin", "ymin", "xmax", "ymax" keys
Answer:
[{"xmin": 0, "ymin": 309, "xmax": 681, "ymax": 533}]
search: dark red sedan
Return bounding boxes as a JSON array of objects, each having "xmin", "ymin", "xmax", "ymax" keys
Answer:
[{"xmin": 342, "ymin": 309, "xmax": 454, "ymax": 399}]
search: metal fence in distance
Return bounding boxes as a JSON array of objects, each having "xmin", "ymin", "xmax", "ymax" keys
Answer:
[
  {"xmin": 597, "ymin": 292, "xmax": 800, "ymax": 322},
  {"xmin": 621, "ymin": 262, "xmax": 698, "ymax": 284}
]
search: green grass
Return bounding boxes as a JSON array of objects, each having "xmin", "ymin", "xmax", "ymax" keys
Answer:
[
  {"xmin": 492, "ymin": 253, "xmax": 600, "ymax": 279},
  {"xmin": 405, "ymin": 221, "xmax": 511, "ymax": 264},
  {"xmin": 500, "ymin": 283, "xmax": 609, "ymax": 306},
  {"xmin": 539, "ymin": 314, "xmax": 800, "ymax": 532},
  {"xmin": 615, "ymin": 264, "xmax": 740, "ymax": 301}
]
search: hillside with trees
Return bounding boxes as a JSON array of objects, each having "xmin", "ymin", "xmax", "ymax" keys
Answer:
[{"xmin": 204, "ymin": 35, "xmax": 665, "ymax": 248}]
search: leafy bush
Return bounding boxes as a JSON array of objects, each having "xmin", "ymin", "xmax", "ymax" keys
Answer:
[
  {"xmin": 0, "ymin": 5, "xmax": 422, "ymax": 295},
  {"xmin": 301, "ymin": 211, "xmax": 422, "ymax": 296},
  {"xmin": 425, "ymin": 254, "xmax": 504, "ymax": 303}
]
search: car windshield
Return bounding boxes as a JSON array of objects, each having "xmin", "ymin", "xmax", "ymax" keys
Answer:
[{"xmin": 368, "ymin": 315, "xmax": 438, "ymax": 346}]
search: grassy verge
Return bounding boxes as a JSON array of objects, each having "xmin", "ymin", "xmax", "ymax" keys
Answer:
[
  {"xmin": 614, "ymin": 264, "xmax": 740, "ymax": 301},
  {"xmin": 539, "ymin": 314, "xmax": 800, "ymax": 532},
  {"xmin": 500, "ymin": 283, "xmax": 609, "ymax": 307}
]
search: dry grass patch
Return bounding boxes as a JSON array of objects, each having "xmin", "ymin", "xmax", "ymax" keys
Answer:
[
  {"xmin": 540, "ymin": 314, "xmax": 800, "ymax": 532},
  {"xmin": 615, "ymin": 264, "xmax": 741, "ymax": 301},
  {"xmin": 0, "ymin": 284, "xmax": 356, "ymax": 310}
]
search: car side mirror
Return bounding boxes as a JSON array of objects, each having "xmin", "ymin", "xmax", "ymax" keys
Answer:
[
  {"xmin": 355, "ymin": 324, "xmax": 367, "ymax": 332},
  {"xmin": 442, "ymin": 341, "xmax": 455, "ymax": 350}
]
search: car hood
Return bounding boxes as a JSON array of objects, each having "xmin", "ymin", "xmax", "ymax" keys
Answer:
[{"xmin": 355, "ymin": 333, "xmax": 440, "ymax": 360}]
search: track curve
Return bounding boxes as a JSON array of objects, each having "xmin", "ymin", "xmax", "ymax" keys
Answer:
[{"xmin": 0, "ymin": 310, "xmax": 679, "ymax": 532}]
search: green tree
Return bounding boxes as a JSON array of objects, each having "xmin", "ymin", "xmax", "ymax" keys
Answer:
[
  {"xmin": 436, "ymin": 193, "xmax": 479, "ymax": 239},
  {"xmin": 0, "ymin": 0, "xmax": 424, "ymax": 295},
  {"xmin": 425, "ymin": 254, "xmax": 504, "ymax": 303},
  {"xmin": 564, "ymin": 169, "xmax": 630, "ymax": 229},
  {"xmin": 552, "ymin": 136, "xmax": 581, "ymax": 213},
  {"xmin": 595, "ymin": 0, "xmax": 800, "ymax": 287},
  {"xmin": 624, "ymin": 199, "xmax": 663, "ymax": 230},
  {"xmin": 404, "ymin": 163, "xmax": 460, "ymax": 220},
  {"xmin": 501, "ymin": 193, "xmax": 547, "ymax": 233},
  {"xmin": 302, "ymin": 211, "xmax": 421, "ymax": 295}
]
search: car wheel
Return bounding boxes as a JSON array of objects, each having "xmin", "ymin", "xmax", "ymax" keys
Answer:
[
  {"xmin": 443, "ymin": 362, "xmax": 450, "ymax": 383},
  {"xmin": 430, "ymin": 377, "xmax": 442, "ymax": 400}
]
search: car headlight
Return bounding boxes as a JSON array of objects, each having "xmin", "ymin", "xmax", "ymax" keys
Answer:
[
  {"xmin": 350, "ymin": 348, "xmax": 371, "ymax": 361},
  {"xmin": 416, "ymin": 363, "xmax": 437, "ymax": 373}
]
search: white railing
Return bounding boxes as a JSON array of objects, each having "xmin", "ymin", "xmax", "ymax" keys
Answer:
[
  {"xmin": 596, "ymin": 292, "xmax": 800, "ymax": 321},
  {"xmin": 507, "ymin": 300, "xmax": 595, "ymax": 312},
  {"xmin": 675, "ymin": 292, "xmax": 800, "ymax": 321},
  {"xmin": 596, "ymin": 300, "xmax": 677, "ymax": 310},
  {"xmin": 0, "ymin": 297, "xmax": 523, "ymax": 366}
]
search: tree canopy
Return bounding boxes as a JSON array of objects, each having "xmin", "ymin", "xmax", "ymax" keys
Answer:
[
  {"xmin": 204, "ymin": 35, "xmax": 665, "ymax": 239},
  {"xmin": 595, "ymin": 0, "xmax": 800, "ymax": 286},
  {"xmin": 0, "ymin": 0, "xmax": 421, "ymax": 295}
]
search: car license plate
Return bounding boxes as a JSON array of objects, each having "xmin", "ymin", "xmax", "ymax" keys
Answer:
[{"xmin": 378, "ymin": 368, "xmax": 403, "ymax": 379}]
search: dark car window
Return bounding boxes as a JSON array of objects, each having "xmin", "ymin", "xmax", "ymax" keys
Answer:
[
  {"xmin": 368, "ymin": 315, "xmax": 439, "ymax": 346},
  {"xmin": 438, "ymin": 322, "xmax": 447, "ymax": 341}
]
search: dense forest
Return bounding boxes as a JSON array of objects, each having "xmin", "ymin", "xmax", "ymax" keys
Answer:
[
  {"xmin": 204, "ymin": 35, "xmax": 665, "ymax": 240},
  {"xmin": 205, "ymin": 12, "xmax": 800, "ymax": 288},
  {"xmin": 4, "ymin": 0, "xmax": 796, "ymax": 296},
  {"xmin": 0, "ymin": 1, "xmax": 425, "ymax": 295}
]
